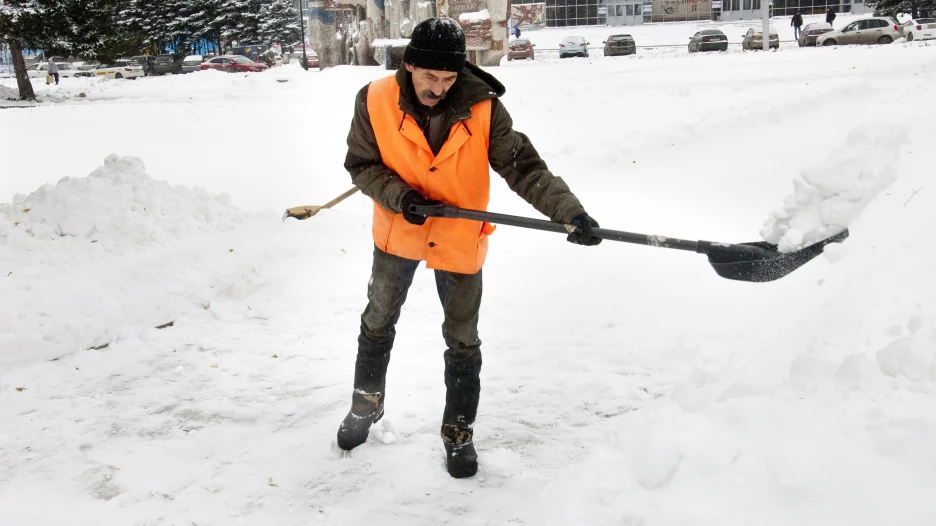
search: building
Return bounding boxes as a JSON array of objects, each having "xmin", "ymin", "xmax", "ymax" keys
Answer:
[
  {"xmin": 302, "ymin": 0, "xmax": 510, "ymax": 68},
  {"xmin": 510, "ymin": 0, "xmax": 870, "ymax": 27}
]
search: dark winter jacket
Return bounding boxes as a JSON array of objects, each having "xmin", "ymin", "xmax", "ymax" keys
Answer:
[
  {"xmin": 792, "ymin": 14, "xmax": 803, "ymax": 27},
  {"xmin": 344, "ymin": 63, "xmax": 586, "ymax": 223},
  {"xmin": 826, "ymin": 9, "xmax": 836, "ymax": 24}
]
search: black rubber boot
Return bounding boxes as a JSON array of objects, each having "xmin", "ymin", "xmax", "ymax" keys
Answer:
[
  {"xmin": 336, "ymin": 391, "xmax": 384, "ymax": 451},
  {"xmin": 442, "ymin": 424, "xmax": 478, "ymax": 478}
]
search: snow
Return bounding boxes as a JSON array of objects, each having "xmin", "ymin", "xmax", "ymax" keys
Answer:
[
  {"xmin": 759, "ymin": 127, "xmax": 905, "ymax": 253},
  {"xmin": 3, "ymin": 20, "xmax": 936, "ymax": 525},
  {"xmin": 459, "ymin": 9, "xmax": 491, "ymax": 22}
]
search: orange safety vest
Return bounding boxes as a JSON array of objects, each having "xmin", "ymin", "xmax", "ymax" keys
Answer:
[{"xmin": 367, "ymin": 74, "xmax": 495, "ymax": 275}]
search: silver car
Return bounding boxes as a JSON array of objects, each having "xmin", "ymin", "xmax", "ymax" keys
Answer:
[
  {"xmin": 741, "ymin": 27, "xmax": 779, "ymax": 50},
  {"xmin": 181, "ymin": 55, "xmax": 203, "ymax": 73},
  {"xmin": 817, "ymin": 17, "xmax": 901, "ymax": 46}
]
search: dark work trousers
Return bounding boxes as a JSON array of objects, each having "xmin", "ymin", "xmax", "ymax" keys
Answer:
[{"xmin": 354, "ymin": 245, "xmax": 483, "ymax": 428}]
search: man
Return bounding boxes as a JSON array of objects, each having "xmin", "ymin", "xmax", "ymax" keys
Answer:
[
  {"xmin": 826, "ymin": 7, "xmax": 836, "ymax": 26},
  {"xmin": 46, "ymin": 57, "xmax": 59, "ymax": 85},
  {"xmin": 792, "ymin": 11, "xmax": 804, "ymax": 40},
  {"xmin": 338, "ymin": 17, "xmax": 601, "ymax": 478}
]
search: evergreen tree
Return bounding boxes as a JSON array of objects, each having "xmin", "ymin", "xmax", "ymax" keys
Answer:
[
  {"xmin": 259, "ymin": 0, "xmax": 301, "ymax": 46},
  {"xmin": 2, "ymin": 0, "xmax": 124, "ymax": 100},
  {"xmin": 869, "ymin": 0, "xmax": 936, "ymax": 18}
]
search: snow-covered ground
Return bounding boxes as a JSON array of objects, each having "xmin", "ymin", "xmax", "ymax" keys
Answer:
[{"xmin": 2, "ymin": 22, "xmax": 936, "ymax": 525}]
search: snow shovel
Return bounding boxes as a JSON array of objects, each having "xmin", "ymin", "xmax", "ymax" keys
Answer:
[
  {"xmin": 409, "ymin": 203, "xmax": 849, "ymax": 283},
  {"xmin": 282, "ymin": 187, "xmax": 360, "ymax": 221}
]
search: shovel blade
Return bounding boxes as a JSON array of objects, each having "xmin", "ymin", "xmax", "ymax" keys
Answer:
[{"xmin": 700, "ymin": 229, "xmax": 849, "ymax": 282}]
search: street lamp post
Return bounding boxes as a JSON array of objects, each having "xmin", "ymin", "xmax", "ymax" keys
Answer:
[{"xmin": 298, "ymin": 0, "xmax": 309, "ymax": 70}]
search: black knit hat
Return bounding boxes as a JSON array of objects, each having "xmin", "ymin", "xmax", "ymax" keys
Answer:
[{"xmin": 403, "ymin": 17, "xmax": 467, "ymax": 72}]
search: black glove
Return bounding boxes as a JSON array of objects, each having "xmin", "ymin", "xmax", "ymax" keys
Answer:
[
  {"xmin": 401, "ymin": 191, "xmax": 441, "ymax": 226},
  {"xmin": 567, "ymin": 213, "xmax": 602, "ymax": 246}
]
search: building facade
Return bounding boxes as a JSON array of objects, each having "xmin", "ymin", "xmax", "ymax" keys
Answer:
[{"xmin": 511, "ymin": 0, "xmax": 870, "ymax": 26}]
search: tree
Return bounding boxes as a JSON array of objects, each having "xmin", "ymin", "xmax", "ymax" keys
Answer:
[
  {"xmin": 1, "ymin": 0, "xmax": 124, "ymax": 100},
  {"xmin": 259, "ymin": 0, "xmax": 301, "ymax": 46},
  {"xmin": 869, "ymin": 0, "xmax": 936, "ymax": 18}
]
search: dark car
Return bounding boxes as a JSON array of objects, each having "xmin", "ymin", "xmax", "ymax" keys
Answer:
[
  {"xmin": 152, "ymin": 55, "xmax": 182, "ymax": 75},
  {"xmin": 603, "ymin": 34, "xmax": 636, "ymax": 56},
  {"xmin": 507, "ymin": 38, "xmax": 535, "ymax": 60},
  {"xmin": 200, "ymin": 55, "xmax": 269, "ymax": 73},
  {"xmin": 688, "ymin": 29, "xmax": 729, "ymax": 52},
  {"xmin": 798, "ymin": 22, "xmax": 835, "ymax": 46},
  {"xmin": 132, "ymin": 55, "xmax": 156, "ymax": 75}
]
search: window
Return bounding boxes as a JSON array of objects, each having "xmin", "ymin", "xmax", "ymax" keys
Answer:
[
  {"xmin": 732, "ymin": 0, "xmax": 740, "ymax": 10},
  {"xmin": 753, "ymin": 0, "xmax": 760, "ymax": 10},
  {"xmin": 743, "ymin": 0, "xmax": 751, "ymax": 10},
  {"xmin": 626, "ymin": 4, "xmax": 633, "ymax": 15}
]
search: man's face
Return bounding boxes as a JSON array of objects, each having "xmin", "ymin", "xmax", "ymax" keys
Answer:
[{"xmin": 406, "ymin": 64, "xmax": 458, "ymax": 107}]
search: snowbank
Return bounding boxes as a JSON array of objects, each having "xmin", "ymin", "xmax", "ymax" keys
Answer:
[{"xmin": 0, "ymin": 155, "xmax": 267, "ymax": 366}]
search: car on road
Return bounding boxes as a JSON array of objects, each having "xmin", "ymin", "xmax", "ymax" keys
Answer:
[
  {"xmin": 900, "ymin": 18, "xmax": 936, "ymax": 41},
  {"xmin": 817, "ymin": 17, "xmax": 901, "ymax": 46},
  {"xmin": 688, "ymin": 29, "xmax": 728, "ymax": 53},
  {"xmin": 742, "ymin": 27, "xmax": 780, "ymax": 50},
  {"xmin": 94, "ymin": 61, "xmax": 145, "ymax": 79},
  {"xmin": 507, "ymin": 38, "xmax": 535, "ymax": 60},
  {"xmin": 559, "ymin": 36, "xmax": 589, "ymax": 58},
  {"xmin": 26, "ymin": 62, "xmax": 81, "ymax": 78},
  {"xmin": 603, "ymin": 34, "xmax": 636, "ymax": 56},
  {"xmin": 181, "ymin": 55, "xmax": 203, "ymax": 73},
  {"xmin": 798, "ymin": 22, "xmax": 835, "ymax": 46},
  {"xmin": 200, "ymin": 55, "xmax": 269, "ymax": 73}
]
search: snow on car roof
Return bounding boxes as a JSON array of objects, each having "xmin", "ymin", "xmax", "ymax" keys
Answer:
[{"xmin": 183, "ymin": 55, "xmax": 202, "ymax": 61}]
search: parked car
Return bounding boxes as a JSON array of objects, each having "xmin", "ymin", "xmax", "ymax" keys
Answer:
[
  {"xmin": 900, "ymin": 18, "xmax": 936, "ymax": 41},
  {"xmin": 603, "ymin": 34, "xmax": 636, "ymax": 56},
  {"xmin": 301, "ymin": 50, "xmax": 320, "ymax": 69},
  {"xmin": 94, "ymin": 61, "xmax": 145, "ymax": 79},
  {"xmin": 181, "ymin": 55, "xmax": 203, "ymax": 73},
  {"xmin": 26, "ymin": 62, "xmax": 81, "ymax": 78},
  {"xmin": 507, "ymin": 38, "xmax": 535, "ymax": 60},
  {"xmin": 200, "ymin": 55, "xmax": 269, "ymax": 73},
  {"xmin": 742, "ymin": 27, "xmax": 780, "ymax": 50},
  {"xmin": 153, "ymin": 55, "xmax": 182, "ymax": 75},
  {"xmin": 817, "ymin": 17, "xmax": 901, "ymax": 46},
  {"xmin": 559, "ymin": 36, "xmax": 589, "ymax": 58},
  {"xmin": 132, "ymin": 56, "xmax": 156, "ymax": 75},
  {"xmin": 798, "ymin": 22, "xmax": 835, "ymax": 46},
  {"xmin": 688, "ymin": 29, "xmax": 728, "ymax": 52}
]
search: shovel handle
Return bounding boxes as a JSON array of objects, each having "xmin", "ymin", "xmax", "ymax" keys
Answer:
[{"xmin": 410, "ymin": 204, "xmax": 700, "ymax": 252}]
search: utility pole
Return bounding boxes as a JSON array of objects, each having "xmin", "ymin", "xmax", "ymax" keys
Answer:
[
  {"xmin": 762, "ymin": 0, "xmax": 770, "ymax": 51},
  {"xmin": 298, "ymin": 0, "xmax": 309, "ymax": 70}
]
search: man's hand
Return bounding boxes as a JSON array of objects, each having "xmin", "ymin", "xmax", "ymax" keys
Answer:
[
  {"xmin": 567, "ymin": 213, "xmax": 602, "ymax": 246},
  {"xmin": 401, "ymin": 191, "xmax": 442, "ymax": 225}
]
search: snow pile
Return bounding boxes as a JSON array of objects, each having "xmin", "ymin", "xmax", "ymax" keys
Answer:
[
  {"xmin": 0, "ymin": 155, "xmax": 268, "ymax": 367},
  {"xmin": 760, "ymin": 127, "xmax": 906, "ymax": 253},
  {"xmin": 1, "ymin": 84, "xmax": 19, "ymax": 100},
  {"xmin": 1, "ymin": 154, "xmax": 245, "ymax": 253}
]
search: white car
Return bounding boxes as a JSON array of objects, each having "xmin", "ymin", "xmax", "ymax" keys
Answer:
[
  {"xmin": 902, "ymin": 18, "xmax": 936, "ymax": 41},
  {"xmin": 93, "ymin": 60, "xmax": 144, "ymax": 79},
  {"xmin": 559, "ymin": 36, "xmax": 589, "ymax": 58},
  {"xmin": 26, "ymin": 62, "xmax": 80, "ymax": 78}
]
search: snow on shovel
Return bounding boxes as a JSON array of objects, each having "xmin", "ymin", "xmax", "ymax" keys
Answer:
[
  {"xmin": 409, "ymin": 203, "xmax": 848, "ymax": 283},
  {"xmin": 282, "ymin": 187, "xmax": 360, "ymax": 221}
]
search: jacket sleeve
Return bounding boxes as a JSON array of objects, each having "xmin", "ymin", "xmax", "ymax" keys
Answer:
[
  {"xmin": 344, "ymin": 84, "xmax": 414, "ymax": 214},
  {"xmin": 487, "ymin": 98, "xmax": 587, "ymax": 223}
]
